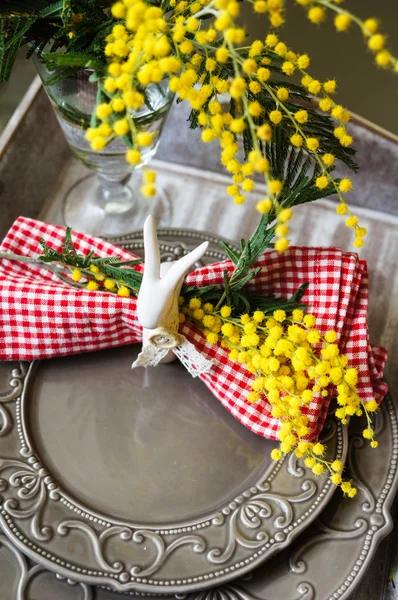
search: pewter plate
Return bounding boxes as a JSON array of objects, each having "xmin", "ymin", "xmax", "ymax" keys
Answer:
[
  {"xmin": 0, "ymin": 233, "xmax": 346, "ymax": 594},
  {"xmin": 0, "ymin": 393, "xmax": 395, "ymax": 600}
]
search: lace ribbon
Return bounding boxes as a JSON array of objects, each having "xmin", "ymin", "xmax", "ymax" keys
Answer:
[
  {"xmin": 132, "ymin": 308, "xmax": 214, "ymax": 377},
  {"xmin": 132, "ymin": 336, "xmax": 214, "ymax": 377}
]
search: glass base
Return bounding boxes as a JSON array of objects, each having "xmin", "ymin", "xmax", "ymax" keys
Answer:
[{"xmin": 62, "ymin": 172, "xmax": 172, "ymax": 236}]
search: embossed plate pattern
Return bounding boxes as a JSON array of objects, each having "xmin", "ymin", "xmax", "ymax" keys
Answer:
[
  {"xmin": 0, "ymin": 232, "xmax": 346, "ymax": 594},
  {"xmin": 0, "ymin": 392, "xmax": 396, "ymax": 600}
]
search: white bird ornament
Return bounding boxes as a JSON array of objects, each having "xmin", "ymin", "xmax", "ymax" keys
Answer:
[{"xmin": 132, "ymin": 215, "xmax": 214, "ymax": 376}]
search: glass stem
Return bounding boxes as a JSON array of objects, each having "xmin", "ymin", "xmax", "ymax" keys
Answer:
[{"xmin": 96, "ymin": 173, "xmax": 136, "ymax": 214}]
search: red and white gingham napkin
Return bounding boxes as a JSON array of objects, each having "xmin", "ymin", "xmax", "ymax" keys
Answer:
[{"xmin": 0, "ymin": 217, "xmax": 388, "ymax": 441}]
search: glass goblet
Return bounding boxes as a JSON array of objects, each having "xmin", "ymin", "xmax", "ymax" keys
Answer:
[{"xmin": 33, "ymin": 54, "xmax": 174, "ymax": 236}]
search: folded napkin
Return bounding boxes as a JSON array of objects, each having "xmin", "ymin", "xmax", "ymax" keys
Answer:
[{"xmin": 0, "ymin": 217, "xmax": 388, "ymax": 441}]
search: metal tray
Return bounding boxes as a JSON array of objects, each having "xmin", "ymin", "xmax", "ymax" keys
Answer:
[{"xmin": 0, "ymin": 232, "xmax": 346, "ymax": 594}]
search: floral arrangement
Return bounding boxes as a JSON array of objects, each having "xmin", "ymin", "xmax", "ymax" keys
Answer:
[
  {"xmin": 0, "ymin": 221, "xmax": 383, "ymax": 500},
  {"xmin": 0, "ymin": 0, "xmax": 394, "ymax": 497},
  {"xmin": 0, "ymin": 0, "xmax": 396, "ymax": 251}
]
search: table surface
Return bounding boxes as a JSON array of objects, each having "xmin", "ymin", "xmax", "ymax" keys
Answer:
[{"xmin": 2, "ymin": 97, "xmax": 398, "ymax": 599}]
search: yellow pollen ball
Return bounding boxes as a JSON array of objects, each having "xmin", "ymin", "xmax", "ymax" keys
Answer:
[
  {"xmin": 265, "ymin": 34, "xmax": 278, "ymax": 48},
  {"xmin": 126, "ymin": 149, "xmax": 141, "ymax": 165},
  {"xmin": 113, "ymin": 119, "xmax": 129, "ymax": 136},
  {"xmin": 308, "ymin": 79, "xmax": 321, "ymax": 94},
  {"xmin": 141, "ymin": 184, "xmax": 156, "ymax": 197},
  {"xmin": 255, "ymin": 158, "xmax": 269, "ymax": 173},
  {"xmin": 282, "ymin": 61, "xmax": 295, "ymax": 76},
  {"xmin": 112, "ymin": 98, "xmax": 126, "ymax": 112},
  {"xmin": 216, "ymin": 79, "xmax": 229, "ymax": 93},
  {"xmin": 334, "ymin": 14, "xmax": 351, "ymax": 31},
  {"xmin": 290, "ymin": 133, "xmax": 303, "ymax": 147},
  {"xmin": 111, "ymin": 2, "xmax": 125, "ymax": 18},
  {"xmin": 271, "ymin": 448, "xmax": 283, "ymax": 461},
  {"xmin": 269, "ymin": 180, "xmax": 283, "ymax": 195},
  {"xmin": 118, "ymin": 286, "xmax": 130, "ymax": 297},
  {"xmin": 214, "ymin": 12, "xmax": 231, "ymax": 31},
  {"xmin": 90, "ymin": 136, "xmax": 106, "ymax": 151},
  {"xmin": 205, "ymin": 58, "xmax": 217, "ymax": 72},
  {"xmin": 319, "ymin": 98, "xmax": 333, "ymax": 112},
  {"xmin": 339, "ymin": 178, "xmax": 353, "ymax": 192},
  {"xmin": 243, "ymin": 58, "xmax": 257, "ymax": 74},
  {"xmin": 364, "ymin": 18, "xmax": 378, "ymax": 35},
  {"xmin": 308, "ymin": 6, "xmax": 325, "ymax": 24},
  {"xmin": 256, "ymin": 198, "xmax": 273, "ymax": 213},
  {"xmin": 278, "ymin": 207, "xmax": 292, "ymax": 222},
  {"xmin": 316, "ymin": 175, "xmax": 329, "ymax": 190},
  {"xmin": 297, "ymin": 54, "xmax": 310, "ymax": 69},
  {"xmin": 201, "ymin": 129, "xmax": 215, "ymax": 143},
  {"xmin": 71, "ymin": 268, "xmax": 82, "ymax": 282},
  {"xmin": 340, "ymin": 134, "xmax": 353, "ymax": 147},
  {"xmin": 96, "ymin": 103, "xmax": 112, "ymax": 119},
  {"xmin": 136, "ymin": 132, "xmax": 153, "ymax": 147},
  {"xmin": 257, "ymin": 67, "xmax": 271, "ymax": 82},
  {"xmin": 230, "ymin": 118, "xmax": 246, "ymax": 133},
  {"xmin": 186, "ymin": 17, "xmax": 199, "ymax": 31},
  {"xmin": 249, "ymin": 81, "xmax": 262, "ymax": 94},
  {"xmin": 336, "ymin": 203, "xmax": 348, "ymax": 215},
  {"xmin": 144, "ymin": 171, "xmax": 156, "ymax": 184},
  {"xmin": 376, "ymin": 51, "xmax": 391, "ymax": 67},
  {"xmin": 274, "ymin": 42, "xmax": 287, "ymax": 57},
  {"xmin": 257, "ymin": 124, "xmax": 272, "ymax": 141},
  {"xmin": 254, "ymin": 0, "xmax": 267, "ymax": 12},
  {"xmin": 324, "ymin": 79, "xmax": 337, "ymax": 94},
  {"xmin": 368, "ymin": 34, "xmax": 385, "ymax": 51},
  {"xmin": 85, "ymin": 128, "xmax": 98, "ymax": 142},
  {"xmin": 249, "ymin": 40, "xmax": 264, "ymax": 56},
  {"xmin": 323, "ymin": 153, "xmax": 335, "ymax": 166},
  {"xmin": 346, "ymin": 215, "xmax": 359, "ymax": 228},
  {"xmin": 277, "ymin": 87, "xmax": 289, "ymax": 101},
  {"xmin": 216, "ymin": 48, "xmax": 229, "ymax": 63},
  {"xmin": 242, "ymin": 163, "xmax": 254, "ymax": 176},
  {"xmin": 275, "ymin": 223, "xmax": 288, "ymax": 237},
  {"xmin": 275, "ymin": 238, "xmax": 289, "ymax": 252},
  {"xmin": 242, "ymin": 179, "xmax": 254, "ymax": 192},
  {"xmin": 269, "ymin": 110, "xmax": 283, "ymax": 125},
  {"xmin": 306, "ymin": 137, "xmax": 319, "ymax": 151},
  {"xmin": 104, "ymin": 279, "xmax": 116, "ymax": 291},
  {"xmin": 248, "ymin": 101, "xmax": 263, "ymax": 117},
  {"xmin": 295, "ymin": 110, "xmax": 308, "ymax": 124}
]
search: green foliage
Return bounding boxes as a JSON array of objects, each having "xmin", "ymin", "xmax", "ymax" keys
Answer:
[
  {"xmin": 39, "ymin": 227, "xmax": 144, "ymax": 293},
  {"xmin": 266, "ymin": 127, "xmax": 341, "ymax": 209},
  {"xmin": 0, "ymin": 0, "xmax": 113, "ymax": 83},
  {"xmin": 0, "ymin": 14, "xmax": 36, "ymax": 81},
  {"xmin": 182, "ymin": 216, "xmax": 308, "ymax": 315},
  {"xmin": 0, "ymin": 1, "xmax": 65, "ymax": 81},
  {"xmin": 34, "ymin": 226, "xmax": 308, "ymax": 315}
]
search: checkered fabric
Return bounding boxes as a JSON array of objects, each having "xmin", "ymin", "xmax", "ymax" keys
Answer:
[{"xmin": 0, "ymin": 217, "xmax": 388, "ymax": 442}]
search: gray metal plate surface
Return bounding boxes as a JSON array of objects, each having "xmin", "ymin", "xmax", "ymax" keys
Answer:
[{"xmin": 0, "ymin": 392, "xmax": 395, "ymax": 600}]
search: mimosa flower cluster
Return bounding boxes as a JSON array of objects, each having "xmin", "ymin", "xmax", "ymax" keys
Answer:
[
  {"xmin": 295, "ymin": 0, "xmax": 398, "ymax": 72},
  {"xmin": 82, "ymin": 0, "xmax": 398, "ymax": 252},
  {"xmin": 181, "ymin": 296, "xmax": 380, "ymax": 496},
  {"xmin": 71, "ymin": 264, "xmax": 132, "ymax": 296}
]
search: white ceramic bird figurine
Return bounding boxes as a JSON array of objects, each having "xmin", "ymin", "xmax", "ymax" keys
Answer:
[{"xmin": 132, "ymin": 215, "xmax": 213, "ymax": 375}]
